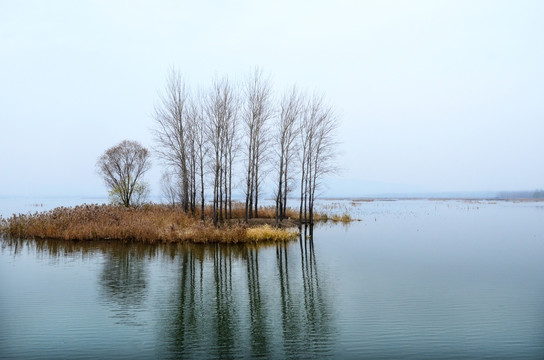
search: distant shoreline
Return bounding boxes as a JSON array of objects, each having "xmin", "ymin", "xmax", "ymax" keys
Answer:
[{"xmin": 323, "ymin": 197, "xmax": 544, "ymax": 202}]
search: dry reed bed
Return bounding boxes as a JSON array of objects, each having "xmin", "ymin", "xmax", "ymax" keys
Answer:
[{"xmin": 0, "ymin": 204, "xmax": 302, "ymax": 244}]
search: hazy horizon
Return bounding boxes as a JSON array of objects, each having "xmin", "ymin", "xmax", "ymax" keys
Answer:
[{"xmin": 1, "ymin": 1, "xmax": 542, "ymax": 198}]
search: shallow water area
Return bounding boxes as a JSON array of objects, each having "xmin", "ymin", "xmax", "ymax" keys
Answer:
[{"xmin": 1, "ymin": 199, "xmax": 543, "ymax": 358}]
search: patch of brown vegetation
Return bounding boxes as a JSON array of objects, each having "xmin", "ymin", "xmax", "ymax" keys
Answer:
[{"xmin": 0, "ymin": 204, "xmax": 301, "ymax": 244}]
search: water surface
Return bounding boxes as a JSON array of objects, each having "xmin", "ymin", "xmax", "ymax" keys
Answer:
[{"xmin": 1, "ymin": 200, "xmax": 543, "ymax": 358}]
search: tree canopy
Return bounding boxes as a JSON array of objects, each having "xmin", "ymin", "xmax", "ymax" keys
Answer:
[{"xmin": 96, "ymin": 140, "xmax": 151, "ymax": 207}]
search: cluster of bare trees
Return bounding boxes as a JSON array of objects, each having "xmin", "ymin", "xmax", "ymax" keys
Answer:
[{"xmin": 153, "ymin": 68, "xmax": 338, "ymax": 226}]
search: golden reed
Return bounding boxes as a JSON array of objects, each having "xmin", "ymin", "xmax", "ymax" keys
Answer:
[{"xmin": 0, "ymin": 204, "xmax": 302, "ymax": 243}]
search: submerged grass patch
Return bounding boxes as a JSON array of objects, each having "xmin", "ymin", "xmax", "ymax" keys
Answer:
[{"xmin": 330, "ymin": 213, "xmax": 354, "ymax": 222}]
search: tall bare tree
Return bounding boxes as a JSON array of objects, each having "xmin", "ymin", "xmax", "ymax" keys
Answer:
[
  {"xmin": 187, "ymin": 96, "xmax": 208, "ymax": 220},
  {"xmin": 96, "ymin": 140, "xmax": 151, "ymax": 207},
  {"xmin": 224, "ymin": 101, "xmax": 240, "ymax": 220},
  {"xmin": 185, "ymin": 105, "xmax": 198, "ymax": 214},
  {"xmin": 274, "ymin": 86, "xmax": 302, "ymax": 225},
  {"xmin": 299, "ymin": 95, "xmax": 339, "ymax": 225},
  {"xmin": 243, "ymin": 68, "xmax": 274, "ymax": 222},
  {"xmin": 205, "ymin": 76, "xmax": 238, "ymax": 226},
  {"xmin": 152, "ymin": 68, "xmax": 191, "ymax": 212}
]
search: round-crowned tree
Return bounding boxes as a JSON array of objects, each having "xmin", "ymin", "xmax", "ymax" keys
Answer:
[{"xmin": 96, "ymin": 140, "xmax": 151, "ymax": 207}]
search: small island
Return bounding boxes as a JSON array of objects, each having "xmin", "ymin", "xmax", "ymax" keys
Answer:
[
  {"xmin": 0, "ymin": 203, "xmax": 353, "ymax": 243},
  {"xmin": 0, "ymin": 69, "xmax": 355, "ymax": 244},
  {"xmin": 0, "ymin": 69, "xmax": 359, "ymax": 243}
]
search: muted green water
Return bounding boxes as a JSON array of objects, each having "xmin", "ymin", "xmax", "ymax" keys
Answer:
[{"xmin": 1, "ymin": 200, "xmax": 543, "ymax": 358}]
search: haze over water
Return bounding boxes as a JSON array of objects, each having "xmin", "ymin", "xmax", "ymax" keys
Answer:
[
  {"xmin": 2, "ymin": 2, "xmax": 543, "ymax": 358},
  {"xmin": 1, "ymin": 199, "xmax": 543, "ymax": 359}
]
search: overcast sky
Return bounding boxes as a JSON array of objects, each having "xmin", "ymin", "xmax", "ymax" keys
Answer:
[{"xmin": 1, "ymin": 0, "xmax": 543, "ymax": 198}]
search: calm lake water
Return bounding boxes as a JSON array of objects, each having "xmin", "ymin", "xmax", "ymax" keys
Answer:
[{"xmin": 1, "ymin": 199, "xmax": 543, "ymax": 359}]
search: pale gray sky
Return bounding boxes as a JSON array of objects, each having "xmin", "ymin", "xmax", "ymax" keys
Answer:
[{"xmin": 1, "ymin": 0, "xmax": 543, "ymax": 197}]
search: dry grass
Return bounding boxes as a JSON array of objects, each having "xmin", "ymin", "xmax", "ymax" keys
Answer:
[
  {"xmin": 202, "ymin": 202, "xmax": 301, "ymax": 221},
  {"xmin": 0, "ymin": 204, "xmax": 302, "ymax": 244},
  {"xmin": 246, "ymin": 225, "xmax": 298, "ymax": 242},
  {"xmin": 0, "ymin": 201, "xmax": 359, "ymax": 244}
]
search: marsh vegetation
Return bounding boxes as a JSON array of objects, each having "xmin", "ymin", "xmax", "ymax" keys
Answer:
[{"xmin": 0, "ymin": 202, "xmax": 354, "ymax": 243}]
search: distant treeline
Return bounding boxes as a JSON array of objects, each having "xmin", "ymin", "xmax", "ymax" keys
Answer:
[{"xmin": 497, "ymin": 190, "xmax": 544, "ymax": 199}]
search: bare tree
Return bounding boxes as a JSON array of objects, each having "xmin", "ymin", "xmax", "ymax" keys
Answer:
[
  {"xmin": 274, "ymin": 86, "xmax": 302, "ymax": 225},
  {"xmin": 243, "ymin": 68, "xmax": 274, "ymax": 222},
  {"xmin": 96, "ymin": 140, "xmax": 151, "ymax": 207},
  {"xmin": 224, "ymin": 101, "xmax": 240, "ymax": 220},
  {"xmin": 186, "ymin": 96, "xmax": 208, "ymax": 220},
  {"xmin": 299, "ymin": 95, "xmax": 339, "ymax": 225},
  {"xmin": 205, "ymin": 80, "xmax": 223, "ymax": 226},
  {"xmin": 205, "ymin": 76, "xmax": 238, "ymax": 226},
  {"xmin": 152, "ymin": 68, "xmax": 191, "ymax": 212},
  {"xmin": 185, "ymin": 107, "xmax": 198, "ymax": 214}
]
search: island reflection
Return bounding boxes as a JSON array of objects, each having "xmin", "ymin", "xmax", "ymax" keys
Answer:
[{"xmin": 3, "ymin": 228, "xmax": 335, "ymax": 359}]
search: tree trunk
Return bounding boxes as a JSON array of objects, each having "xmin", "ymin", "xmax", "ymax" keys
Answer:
[
  {"xmin": 200, "ymin": 164, "xmax": 205, "ymax": 221},
  {"xmin": 254, "ymin": 151, "xmax": 259, "ymax": 218}
]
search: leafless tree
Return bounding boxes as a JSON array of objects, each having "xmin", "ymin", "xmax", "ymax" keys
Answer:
[
  {"xmin": 96, "ymin": 140, "xmax": 151, "ymax": 207},
  {"xmin": 205, "ymin": 76, "xmax": 239, "ymax": 226},
  {"xmin": 243, "ymin": 68, "xmax": 274, "ymax": 222},
  {"xmin": 185, "ymin": 107, "xmax": 198, "ymax": 214},
  {"xmin": 299, "ymin": 94, "xmax": 339, "ymax": 225},
  {"xmin": 186, "ymin": 96, "xmax": 208, "ymax": 220},
  {"xmin": 224, "ymin": 101, "xmax": 240, "ymax": 220},
  {"xmin": 152, "ymin": 68, "xmax": 192, "ymax": 212},
  {"xmin": 274, "ymin": 86, "xmax": 303, "ymax": 225}
]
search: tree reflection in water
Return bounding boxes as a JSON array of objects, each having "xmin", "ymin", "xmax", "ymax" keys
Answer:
[
  {"xmin": 163, "ymin": 244, "xmax": 248, "ymax": 358},
  {"xmin": 166, "ymin": 244, "xmax": 205, "ymax": 355},
  {"xmin": 245, "ymin": 245, "xmax": 268, "ymax": 357},
  {"xmin": 98, "ymin": 245, "xmax": 152, "ymax": 326},
  {"xmin": 276, "ymin": 226, "xmax": 333, "ymax": 358},
  {"xmin": 163, "ymin": 225, "xmax": 334, "ymax": 359}
]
